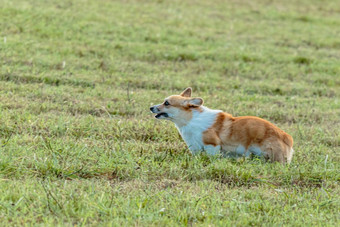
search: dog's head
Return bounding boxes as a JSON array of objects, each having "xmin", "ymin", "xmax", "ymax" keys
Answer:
[{"xmin": 150, "ymin": 87, "xmax": 203, "ymax": 125}]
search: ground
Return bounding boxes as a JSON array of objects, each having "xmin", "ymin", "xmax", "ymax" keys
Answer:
[{"xmin": 0, "ymin": 0, "xmax": 339, "ymax": 226}]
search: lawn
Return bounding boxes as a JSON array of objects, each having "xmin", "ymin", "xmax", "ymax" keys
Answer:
[{"xmin": 0, "ymin": 0, "xmax": 339, "ymax": 226}]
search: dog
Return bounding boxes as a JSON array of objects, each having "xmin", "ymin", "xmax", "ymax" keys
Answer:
[{"xmin": 150, "ymin": 87, "xmax": 294, "ymax": 163}]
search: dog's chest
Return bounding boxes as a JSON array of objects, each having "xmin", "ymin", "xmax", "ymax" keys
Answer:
[
  {"xmin": 178, "ymin": 126, "xmax": 205, "ymax": 151},
  {"xmin": 175, "ymin": 107, "xmax": 221, "ymax": 152}
]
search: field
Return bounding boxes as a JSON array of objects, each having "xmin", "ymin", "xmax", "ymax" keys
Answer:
[{"xmin": 0, "ymin": 0, "xmax": 339, "ymax": 226}]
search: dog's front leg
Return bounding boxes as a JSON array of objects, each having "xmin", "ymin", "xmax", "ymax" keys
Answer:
[{"xmin": 203, "ymin": 145, "xmax": 221, "ymax": 155}]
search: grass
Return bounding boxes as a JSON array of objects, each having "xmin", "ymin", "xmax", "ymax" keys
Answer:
[{"xmin": 0, "ymin": 0, "xmax": 339, "ymax": 225}]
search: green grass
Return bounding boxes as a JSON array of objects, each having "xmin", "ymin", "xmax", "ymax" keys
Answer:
[{"xmin": 0, "ymin": 0, "xmax": 339, "ymax": 225}]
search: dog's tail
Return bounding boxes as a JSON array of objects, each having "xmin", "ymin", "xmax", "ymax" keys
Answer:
[
  {"xmin": 282, "ymin": 133, "xmax": 293, "ymax": 147},
  {"xmin": 287, "ymin": 148, "xmax": 294, "ymax": 164},
  {"xmin": 282, "ymin": 133, "xmax": 294, "ymax": 164}
]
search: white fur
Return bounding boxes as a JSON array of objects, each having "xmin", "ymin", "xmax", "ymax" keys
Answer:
[
  {"xmin": 233, "ymin": 145, "xmax": 265, "ymax": 158},
  {"xmin": 248, "ymin": 146, "xmax": 264, "ymax": 156},
  {"xmin": 287, "ymin": 148, "xmax": 294, "ymax": 163},
  {"xmin": 235, "ymin": 145, "xmax": 250, "ymax": 157},
  {"xmin": 174, "ymin": 106, "xmax": 222, "ymax": 155}
]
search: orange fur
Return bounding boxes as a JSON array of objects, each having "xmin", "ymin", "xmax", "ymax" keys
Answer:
[
  {"xmin": 203, "ymin": 113, "xmax": 294, "ymax": 163},
  {"xmin": 151, "ymin": 87, "xmax": 294, "ymax": 164}
]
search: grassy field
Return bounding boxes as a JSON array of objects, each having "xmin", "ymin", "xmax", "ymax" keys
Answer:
[{"xmin": 0, "ymin": 0, "xmax": 339, "ymax": 225}]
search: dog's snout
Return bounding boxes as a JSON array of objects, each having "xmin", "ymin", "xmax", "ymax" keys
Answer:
[
  {"xmin": 150, "ymin": 105, "xmax": 161, "ymax": 113},
  {"xmin": 150, "ymin": 106, "xmax": 158, "ymax": 112}
]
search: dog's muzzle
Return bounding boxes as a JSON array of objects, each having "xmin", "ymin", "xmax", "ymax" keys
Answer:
[{"xmin": 150, "ymin": 106, "xmax": 169, "ymax": 119}]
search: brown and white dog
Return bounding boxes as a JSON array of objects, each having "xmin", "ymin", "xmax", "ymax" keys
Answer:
[{"xmin": 150, "ymin": 87, "xmax": 294, "ymax": 163}]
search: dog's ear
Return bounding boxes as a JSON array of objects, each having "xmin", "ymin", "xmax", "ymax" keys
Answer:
[
  {"xmin": 180, "ymin": 87, "xmax": 192, "ymax": 97},
  {"xmin": 187, "ymin": 97, "xmax": 203, "ymax": 107}
]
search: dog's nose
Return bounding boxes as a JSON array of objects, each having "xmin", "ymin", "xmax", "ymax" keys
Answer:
[{"xmin": 150, "ymin": 106, "xmax": 154, "ymax": 111}]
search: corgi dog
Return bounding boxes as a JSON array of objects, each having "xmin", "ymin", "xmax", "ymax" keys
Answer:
[{"xmin": 150, "ymin": 87, "xmax": 294, "ymax": 164}]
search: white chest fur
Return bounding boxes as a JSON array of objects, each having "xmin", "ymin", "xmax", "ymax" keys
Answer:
[{"xmin": 175, "ymin": 106, "xmax": 222, "ymax": 155}]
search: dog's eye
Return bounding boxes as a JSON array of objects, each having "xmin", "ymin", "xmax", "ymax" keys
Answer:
[{"xmin": 164, "ymin": 101, "xmax": 170, "ymax": 106}]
